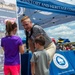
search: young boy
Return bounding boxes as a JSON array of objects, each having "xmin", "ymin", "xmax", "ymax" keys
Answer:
[{"xmin": 30, "ymin": 35, "xmax": 50, "ymax": 75}]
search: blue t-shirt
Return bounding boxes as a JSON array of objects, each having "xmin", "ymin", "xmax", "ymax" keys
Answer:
[{"xmin": 1, "ymin": 35, "xmax": 23, "ymax": 65}]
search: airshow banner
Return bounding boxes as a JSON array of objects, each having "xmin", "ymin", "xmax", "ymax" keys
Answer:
[
  {"xmin": 50, "ymin": 51, "xmax": 75, "ymax": 75},
  {"xmin": 17, "ymin": 0, "xmax": 75, "ymax": 16}
]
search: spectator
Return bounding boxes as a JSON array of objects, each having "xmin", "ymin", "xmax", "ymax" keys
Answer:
[{"xmin": 1, "ymin": 19, "xmax": 24, "ymax": 75}]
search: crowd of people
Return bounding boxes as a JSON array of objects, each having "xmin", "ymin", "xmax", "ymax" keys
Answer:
[
  {"xmin": 1, "ymin": 16, "xmax": 56, "ymax": 75},
  {"xmin": 56, "ymin": 43, "xmax": 74, "ymax": 51}
]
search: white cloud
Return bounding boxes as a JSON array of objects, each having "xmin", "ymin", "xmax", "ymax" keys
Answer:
[
  {"xmin": 4, "ymin": 0, "xmax": 16, "ymax": 4},
  {"xmin": 58, "ymin": 0, "xmax": 75, "ymax": 5},
  {"xmin": 44, "ymin": 24, "xmax": 75, "ymax": 42},
  {"xmin": 46, "ymin": 25, "xmax": 71, "ymax": 33},
  {"xmin": 67, "ymin": 21, "xmax": 75, "ymax": 27},
  {"xmin": 54, "ymin": 31, "xmax": 73, "ymax": 35}
]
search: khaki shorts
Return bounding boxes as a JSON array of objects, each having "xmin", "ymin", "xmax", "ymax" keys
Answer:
[{"xmin": 45, "ymin": 42, "xmax": 56, "ymax": 63}]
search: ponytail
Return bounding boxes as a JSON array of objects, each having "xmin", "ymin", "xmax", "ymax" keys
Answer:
[{"xmin": 5, "ymin": 21, "xmax": 17, "ymax": 35}]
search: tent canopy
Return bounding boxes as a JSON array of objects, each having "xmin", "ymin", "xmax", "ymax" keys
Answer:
[
  {"xmin": 17, "ymin": 0, "xmax": 75, "ymax": 28},
  {"xmin": 17, "ymin": 0, "xmax": 75, "ymax": 15}
]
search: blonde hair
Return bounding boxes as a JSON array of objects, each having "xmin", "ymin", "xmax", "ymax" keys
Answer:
[{"xmin": 21, "ymin": 16, "xmax": 31, "ymax": 22}]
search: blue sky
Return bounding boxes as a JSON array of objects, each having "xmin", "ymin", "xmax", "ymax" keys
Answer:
[{"xmin": 44, "ymin": 21, "xmax": 75, "ymax": 42}]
